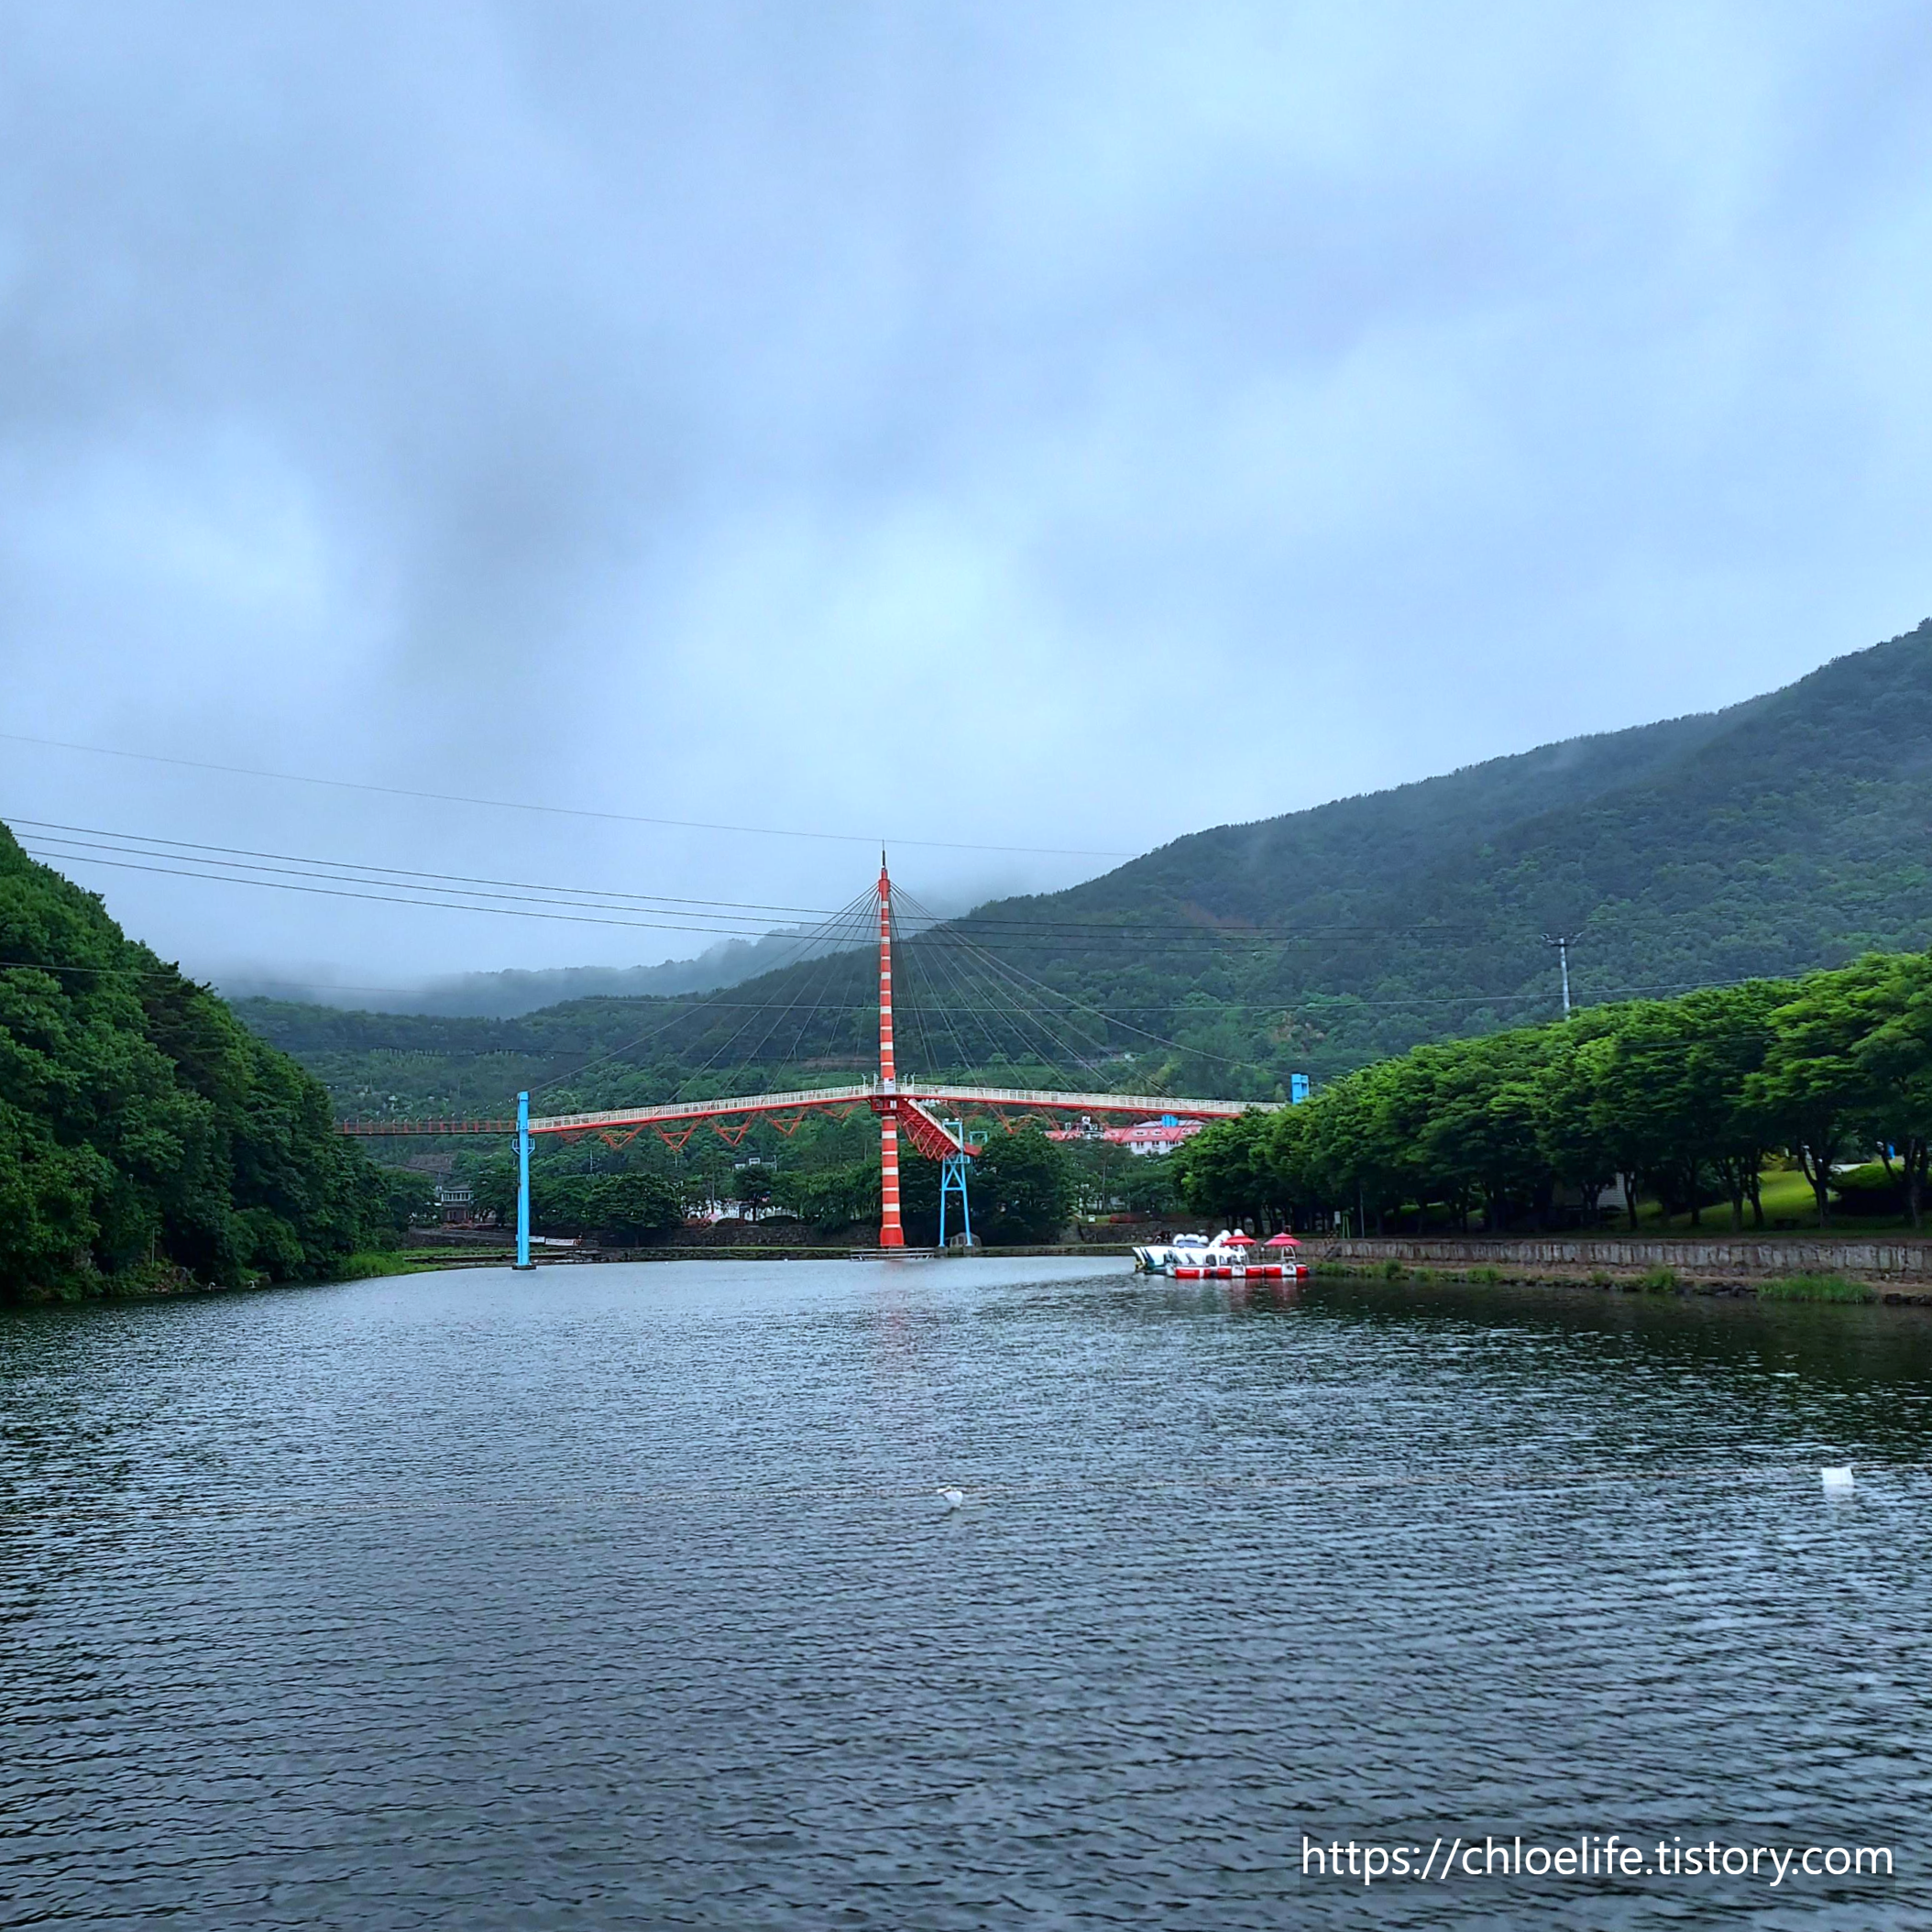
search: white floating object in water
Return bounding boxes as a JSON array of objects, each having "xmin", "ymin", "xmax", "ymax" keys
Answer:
[
  {"xmin": 1821, "ymin": 1466, "xmax": 1855, "ymax": 1489},
  {"xmin": 938, "ymin": 1487, "xmax": 965, "ymax": 1509}
]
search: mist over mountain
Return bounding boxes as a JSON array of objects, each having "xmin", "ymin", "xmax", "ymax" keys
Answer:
[
  {"xmin": 215, "ymin": 927, "xmax": 820, "ymax": 1019},
  {"xmin": 236, "ymin": 621, "xmax": 1932, "ymax": 1114},
  {"xmin": 939, "ymin": 618, "xmax": 1932, "ymax": 1074}
]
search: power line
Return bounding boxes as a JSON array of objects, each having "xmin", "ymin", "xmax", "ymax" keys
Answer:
[
  {"xmin": 1, "ymin": 732, "xmax": 1133, "ymax": 860},
  {"xmin": 20, "ymin": 844, "xmax": 1600, "ymax": 958},
  {"xmin": 528, "ymin": 886, "xmax": 881, "ymax": 1099},
  {"xmin": 18, "ymin": 832, "xmax": 1453, "ymax": 946},
  {"xmin": 1543, "ymin": 931, "xmax": 1578, "ymax": 1015},
  {"xmin": 9, "ymin": 819, "xmax": 840, "ymax": 919},
  {"xmin": 18, "ymin": 846, "xmax": 846, "ymax": 941},
  {"xmin": 907, "ymin": 887, "xmax": 1247, "ymax": 1067},
  {"xmin": 21, "ymin": 838, "xmax": 829, "ymax": 933},
  {"xmin": 18, "ymin": 813, "xmax": 1621, "ymax": 948}
]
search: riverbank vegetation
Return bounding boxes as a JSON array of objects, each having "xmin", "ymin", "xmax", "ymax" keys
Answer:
[
  {"xmin": 1, "ymin": 826, "xmax": 399, "ymax": 1302},
  {"xmin": 471, "ymin": 1169, "xmax": 685, "ymax": 1246},
  {"xmin": 460, "ymin": 1120, "xmax": 1077, "ymax": 1247},
  {"xmin": 1757, "ymin": 1273, "xmax": 1878, "ymax": 1302},
  {"xmin": 1174, "ymin": 948, "xmax": 1932, "ymax": 1236}
]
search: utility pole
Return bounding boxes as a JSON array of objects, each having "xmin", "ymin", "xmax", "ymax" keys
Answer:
[{"xmin": 1542, "ymin": 933, "xmax": 1576, "ymax": 1016}]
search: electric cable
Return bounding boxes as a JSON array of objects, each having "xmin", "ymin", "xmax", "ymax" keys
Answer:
[
  {"xmin": 18, "ymin": 813, "xmax": 1666, "ymax": 948},
  {"xmin": 18, "ymin": 845, "xmax": 820, "ymax": 941},
  {"xmin": 658, "ymin": 889, "xmax": 878, "ymax": 1103},
  {"xmin": 910, "ymin": 901, "xmax": 1081, "ymax": 1074},
  {"xmin": 28, "ymin": 837, "xmax": 1531, "ymax": 955},
  {"xmin": 1, "ymin": 732, "xmax": 1135, "ymax": 859},
  {"xmin": 904, "ymin": 884, "xmax": 1243, "ymax": 1074},
  {"xmin": 906, "ymin": 917, "xmax": 1037, "ymax": 1075},
  {"xmin": 8, "ymin": 818, "xmax": 840, "ymax": 918},
  {"xmin": 522, "ymin": 900, "xmax": 874, "ymax": 1103},
  {"xmin": 896, "ymin": 910, "xmax": 973, "ymax": 1081},
  {"xmin": 721, "ymin": 895, "xmax": 876, "ymax": 1088},
  {"xmin": 906, "ymin": 912, "xmax": 1111, "ymax": 1085}
]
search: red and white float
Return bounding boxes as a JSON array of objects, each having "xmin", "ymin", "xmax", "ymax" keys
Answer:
[{"xmin": 1136, "ymin": 1230, "xmax": 1308, "ymax": 1282}]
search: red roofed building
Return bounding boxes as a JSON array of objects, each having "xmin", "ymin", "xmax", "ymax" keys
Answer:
[{"xmin": 1047, "ymin": 1116, "xmax": 1206, "ymax": 1156}]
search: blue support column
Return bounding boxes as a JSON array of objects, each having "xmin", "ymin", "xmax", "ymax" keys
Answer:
[
  {"xmin": 938, "ymin": 1120, "xmax": 972, "ymax": 1249},
  {"xmin": 513, "ymin": 1090, "xmax": 534, "ymax": 1270}
]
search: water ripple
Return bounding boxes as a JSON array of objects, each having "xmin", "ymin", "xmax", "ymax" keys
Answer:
[{"xmin": 3, "ymin": 1261, "xmax": 1928, "ymax": 1927}]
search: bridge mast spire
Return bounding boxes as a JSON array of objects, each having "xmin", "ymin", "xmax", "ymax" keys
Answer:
[{"xmin": 876, "ymin": 848, "xmax": 905, "ymax": 1247}]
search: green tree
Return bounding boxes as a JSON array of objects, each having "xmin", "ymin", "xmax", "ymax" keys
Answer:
[
  {"xmin": 0, "ymin": 825, "xmax": 383, "ymax": 1299},
  {"xmin": 1575, "ymin": 988, "xmax": 1780, "ymax": 1229},
  {"xmin": 1531, "ymin": 1015, "xmax": 1625, "ymax": 1225},
  {"xmin": 1175, "ymin": 1112, "xmax": 1276, "ymax": 1230},
  {"xmin": 1754, "ymin": 955, "xmax": 1932, "ymax": 1229},
  {"xmin": 1123, "ymin": 1155, "xmax": 1183, "ymax": 1218},
  {"xmin": 382, "ymin": 1169, "xmax": 439, "ymax": 1233},
  {"xmin": 530, "ymin": 1170, "xmax": 684, "ymax": 1242},
  {"xmin": 772, "ymin": 1159, "xmax": 879, "ymax": 1232},
  {"xmin": 930, "ymin": 1128, "xmax": 1072, "ymax": 1245},
  {"xmin": 730, "ymin": 1160, "xmax": 775, "ymax": 1219}
]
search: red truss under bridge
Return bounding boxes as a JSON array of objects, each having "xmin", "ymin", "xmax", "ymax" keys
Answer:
[{"xmin": 340, "ymin": 857, "xmax": 1278, "ymax": 1256}]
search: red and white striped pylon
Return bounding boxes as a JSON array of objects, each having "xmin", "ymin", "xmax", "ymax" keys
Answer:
[{"xmin": 875, "ymin": 851, "xmax": 905, "ymax": 1247}]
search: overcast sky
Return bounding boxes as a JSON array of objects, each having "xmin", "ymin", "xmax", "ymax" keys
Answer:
[{"xmin": 3, "ymin": 2, "xmax": 1930, "ymax": 993}]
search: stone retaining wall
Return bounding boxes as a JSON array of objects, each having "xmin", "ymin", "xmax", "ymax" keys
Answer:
[{"xmin": 1309, "ymin": 1235, "xmax": 1932, "ymax": 1279}]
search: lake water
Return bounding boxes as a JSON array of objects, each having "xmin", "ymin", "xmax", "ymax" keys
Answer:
[{"xmin": 3, "ymin": 1257, "xmax": 1929, "ymax": 1928}]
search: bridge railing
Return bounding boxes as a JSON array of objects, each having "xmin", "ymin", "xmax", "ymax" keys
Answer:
[{"xmin": 336, "ymin": 1080, "xmax": 1276, "ymax": 1141}]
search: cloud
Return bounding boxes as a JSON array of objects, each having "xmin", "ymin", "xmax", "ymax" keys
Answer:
[{"xmin": 1, "ymin": 1, "xmax": 1928, "ymax": 982}]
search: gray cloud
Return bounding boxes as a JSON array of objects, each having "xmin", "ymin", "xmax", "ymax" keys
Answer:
[{"xmin": 3, "ymin": 1, "xmax": 1929, "ymax": 987}]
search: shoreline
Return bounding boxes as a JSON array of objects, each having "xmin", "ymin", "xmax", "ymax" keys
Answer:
[{"xmin": 1306, "ymin": 1258, "xmax": 1932, "ymax": 1307}]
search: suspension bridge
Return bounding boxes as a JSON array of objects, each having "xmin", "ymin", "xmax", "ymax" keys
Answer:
[{"xmin": 340, "ymin": 858, "xmax": 1278, "ymax": 1262}]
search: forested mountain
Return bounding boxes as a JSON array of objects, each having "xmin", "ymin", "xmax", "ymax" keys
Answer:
[
  {"xmin": 0, "ymin": 825, "xmax": 387, "ymax": 1300},
  {"xmin": 237, "ymin": 620, "xmax": 1932, "ymax": 1116},
  {"xmin": 948, "ymin": 615, "xmax": 1932, "ymax": 1074}
]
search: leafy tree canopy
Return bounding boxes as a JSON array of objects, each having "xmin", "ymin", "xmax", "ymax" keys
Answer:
[
  {"xmin": 0, "ymin": 824, "xmax": 388, "ymax": 1301},
  {"xmin": 1174, "ymin": 949, "xmax": 1932, "ymax": 1235}
]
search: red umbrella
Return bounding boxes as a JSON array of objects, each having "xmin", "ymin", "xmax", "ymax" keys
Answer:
[{"xmin": 1264, "ymin": 1233, "xmax": 1300, "ymax": 1247}]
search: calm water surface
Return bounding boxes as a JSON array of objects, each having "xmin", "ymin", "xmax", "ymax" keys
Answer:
[{"xmin": 3, "ymin": 1258, "xmax": 1929, "ymax": 1928}]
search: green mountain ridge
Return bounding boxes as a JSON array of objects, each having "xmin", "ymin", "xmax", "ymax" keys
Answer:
[
  {"xmin": 232, "ymin": 620, "xmax": 1932, "ymax": 1115},
  {"xmin": 1001, "ymin": 696, "xmax": 1761, "ymax": 929},
  {"xmin": 946, "ymin": 620, "xmax": 1932, "ymax": 1061}
]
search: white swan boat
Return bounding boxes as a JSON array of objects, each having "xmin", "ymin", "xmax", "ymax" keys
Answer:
[{"xmin": 1132, "ymin": 1231, "xmax": 1306, "ymax": 1280}]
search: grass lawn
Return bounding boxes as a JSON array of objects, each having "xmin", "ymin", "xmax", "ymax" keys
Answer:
[
  {"xmin": 1630, "ymin": 1167, "xmax": 1921, "ymax": 1235},
  {"xmin": 323, "ymin": 1249, "xmax": 495, "ymax": 1280}
]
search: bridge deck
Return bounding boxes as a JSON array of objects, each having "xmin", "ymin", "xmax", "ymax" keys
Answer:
[
  {"xmin": 340, "ymin": 1081, "xmax": 1276, "ymax": 1140},
  {"xmin": 532, "ymin": 1080, "xmax": 1272, "ymax": 1135}
]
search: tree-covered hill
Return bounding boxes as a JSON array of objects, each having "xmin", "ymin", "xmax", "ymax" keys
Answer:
[
  {"xmin": 236, "ymin": 620, "xmax": 1932, "ymax": 1115},
  {"xmin": 0, "ymin": 824, "xmax": 388, "ymax": 1301},
  {"xmin": 946, "ymin": 618, "xmax": 1932, "ymax": 1074}
]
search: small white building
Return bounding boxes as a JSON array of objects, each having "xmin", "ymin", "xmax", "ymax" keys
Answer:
[{"xmin": 434, "ymin": 1180, "xmax": 475, "ymax": 1224}]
